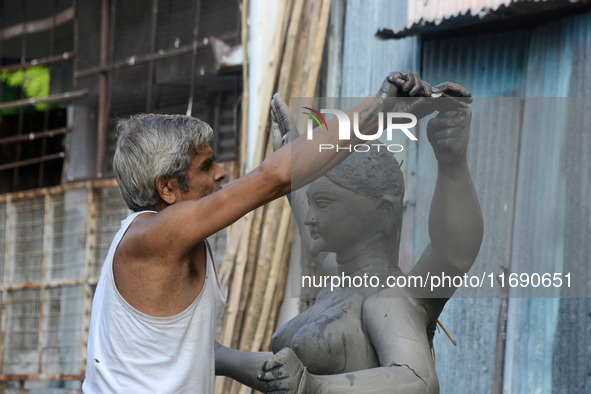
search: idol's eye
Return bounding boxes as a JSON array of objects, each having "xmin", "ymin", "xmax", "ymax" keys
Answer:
[{"xmin": 315, "ymin": 199, "xmax": 332, "ymax": 209}]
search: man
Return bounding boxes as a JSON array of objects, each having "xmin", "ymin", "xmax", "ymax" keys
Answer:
[{"xmin": 82, "ymin": 72, "xmax": 441, "ymax": 393}]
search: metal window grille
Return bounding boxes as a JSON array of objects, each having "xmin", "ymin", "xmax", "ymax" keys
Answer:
[
  {"xmin": 0, "ymin": 0, "xmax": 81, "ymax": 194},
  {"xmin": 71, "ymin": 0, "xmax": 242, "ymax": 181},
  {"xmin": 0, "ymin": 180, "xmax": 128, "ymax": 383},
  {"xmin": 1, "ymin": 0, "xmax": 242, "ymax": 191},
  {"xmin": 0, "ymin": 179, "xmax": 228, "ymax": 386}
]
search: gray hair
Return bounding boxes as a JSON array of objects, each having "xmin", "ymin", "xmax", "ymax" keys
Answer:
[{"xmin": 113, "ymin": 114, "xmax": 213, "ymax": 211}]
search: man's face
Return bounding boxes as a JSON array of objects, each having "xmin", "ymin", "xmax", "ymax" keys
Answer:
[{"xmin": 178, "ymin": 144, "xmax": 226, "ymax": 201}]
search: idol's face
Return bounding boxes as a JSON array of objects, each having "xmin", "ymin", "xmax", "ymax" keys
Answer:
[{"xmin": 304, "ymin": 176, "xmax": 379, "ymax": 256}]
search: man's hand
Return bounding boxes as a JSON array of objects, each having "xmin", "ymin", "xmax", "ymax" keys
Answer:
[
  {"xmin": 431, "ymin": 81, "xmax": 472, "ymax": 100},
  {"xmin": 378, "ymin": 71, "xmax": 430, "ymax": 114},
  {"xmin": 427, "ymin": 104, "xmax": 472, "ymax": 164},
  {"xmin": 384, "ymin": 71, "xmax": 433, "ymax": 98},
  {"xmin": 387, "ymin": 72, "xmax": 472, "ymax": 99},
  {"xmin": 257, "ymin": 347, "xmax": 308, "ymax": 393},
  {"xmin": 271, "ymin": 93, "xmax": 299, "ymax": 151},
  {"xmin": 387, "ymin": 72, "xmax": 472, "ymax": 119}
]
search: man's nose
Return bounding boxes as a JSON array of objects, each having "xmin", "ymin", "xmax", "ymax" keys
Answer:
[{"xmin": 214, "ymin": 163, "xmax": 227, "ymax": 182}]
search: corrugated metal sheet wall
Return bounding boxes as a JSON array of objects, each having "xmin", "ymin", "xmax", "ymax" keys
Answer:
[
  {"xmin": 337, "ymin": 1, "xmax": 590, "ymax": 392},
  {"xmin": 340, "ymin": 0, "xmax": 420, "ymax": 97},
  {"xmin": 421, "ymin": 10, "xmax": 591, "ymax": 394}
]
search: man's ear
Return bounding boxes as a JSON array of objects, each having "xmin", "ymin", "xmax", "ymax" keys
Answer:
[{"xmin": 155, "ymin": 176, "xmax": 178, "ymax": 205}]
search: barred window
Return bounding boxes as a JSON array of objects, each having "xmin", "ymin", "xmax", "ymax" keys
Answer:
[
  {"xmin": 1, "ymin": 0, "xmax": 242, "ymax": 191},
  {"xmin": 71, "ymin": 0, "xmax": 242, "ymax": 181},
  {"xmin": 0, "ymin": 0, "xmax": 78, "ymax": 193},
  {"xmin": 0, "ymin": 181, "xmax": 128, "ymax": 382}
]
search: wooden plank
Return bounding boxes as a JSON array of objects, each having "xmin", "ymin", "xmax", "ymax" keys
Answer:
[
  {"xmin": 276, "ymin": 0, "xmax": 305, "ymax": 97},
  {"xmin": 218, "ymin": 211, "xmax": 255, "ymax": 346},
  {"xmin": 238, "ymin": 0, "xmax": 250, "ymax": 175},
  {"xmin": 251, "ymin": 199, "xmax": 291, "ymax": 352},
  {"xmin": 240, "ymin": 200, "xmax": 281, "ymax": 351},
  {"xmin": 301, "ymin": 0, "xmax": 332, "ymax": 96},
  {"xmin": 263, "ymin": 222, "xmax": 292, "ymax": 350},
  {"xmin": 250, "ymin": 0, "xmax": 292, "ymax": 167}
]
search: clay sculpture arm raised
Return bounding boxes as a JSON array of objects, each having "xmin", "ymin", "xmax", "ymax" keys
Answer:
[{"xmin": 408, "ymin": 100, "xmax": 483, "ymax": 315}]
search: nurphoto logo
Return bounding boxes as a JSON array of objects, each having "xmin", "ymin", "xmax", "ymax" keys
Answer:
[{"xmin": 304, "ymin": 107, "xmax": 418, "ymax": 153}]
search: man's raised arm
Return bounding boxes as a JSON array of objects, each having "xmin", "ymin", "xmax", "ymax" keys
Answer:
[{"xmin": 134, "ymin": 72, "xmax": 417, "ymax": 261}]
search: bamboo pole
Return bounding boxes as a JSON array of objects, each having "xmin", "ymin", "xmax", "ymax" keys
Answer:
[
  {"xmin": 239, "ymin": 0, "xmax": 250, "ymax": 175},
  {"xmin": 218, "ymin": 211, "xmax": 245, "ymax": 287},
  {"xmin": 302, "ymin": 0, "xmax": 332, "ymax": 96},
  {"xmin": 230, "ymin": 206, "xmax": 265, "ymax": 346},
  {"xmin": 232, "ymin": 200, "xmax": 279, "ymax": 394},
  {"xmin": 246, "ymin": 207, "xmax": 265, "ymax": 274},
  {"xmin": 263, "ymin": 217, "xmax": 292, "ymax": 350},
  {"xmin": 251, "ymin": 199, "xmax": 292, "ymax": 351},
  {"xmin": 219, "ymin": 211, "xmax": 254, "ymax": 346},
  {"xmin": 250, "ymin": 0, "xmax": 292, "ymax": 167},
  {"xmin": 276, "ymin": 0, "xmax": 305, "ymax": 97},
  {"xmin": 289, "ymin": 1, "xmax": 311, "ymax": 98},
  {"xmin": 239, "ymin": 198, "xmax": 284, "ymax": 348}
]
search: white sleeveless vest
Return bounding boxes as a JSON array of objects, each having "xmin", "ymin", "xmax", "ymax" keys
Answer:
[{"xmin": 83, "ymin": 211, "xmax": 225, "ymax": 393}]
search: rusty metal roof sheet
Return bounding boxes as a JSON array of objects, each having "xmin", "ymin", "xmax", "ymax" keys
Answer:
[{"xmin": 376, "ymin": 0, "xmax": 591, "ymax": 38}]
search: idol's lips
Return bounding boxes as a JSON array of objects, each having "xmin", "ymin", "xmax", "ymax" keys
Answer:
[{"xmin": 308, "ymin": 229, "xmax": 320, "ymax": 240}]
